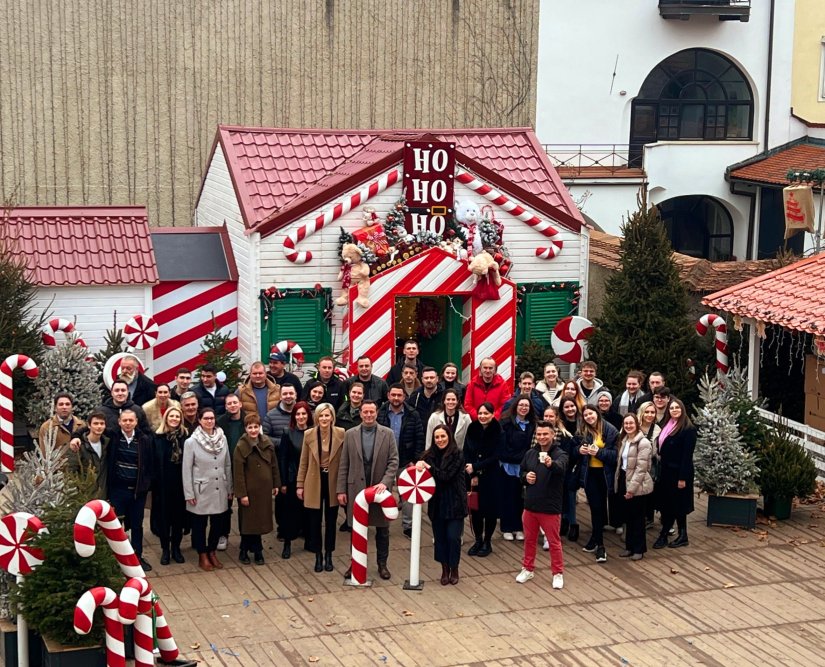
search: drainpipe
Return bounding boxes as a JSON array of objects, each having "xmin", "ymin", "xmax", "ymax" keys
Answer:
[{"xmin": 763, "ymin": 0, "xmax": 775, "ymax": 150}]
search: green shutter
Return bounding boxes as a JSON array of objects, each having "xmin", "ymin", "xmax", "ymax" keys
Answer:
[
  {"xmin": 262, "ymin": 294, "xmax": 331, "ymax": 362},
  {"xmin": 515, "ymin": 283, "xmax": 578, "ymax": 353}
]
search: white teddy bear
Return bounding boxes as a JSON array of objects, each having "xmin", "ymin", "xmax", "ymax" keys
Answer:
[{"xmin": 455, "ymin": 199, "xmax": 483, "ymax": 257}]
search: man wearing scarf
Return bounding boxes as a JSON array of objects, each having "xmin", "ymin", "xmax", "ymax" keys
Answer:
[{"xmin": 612, "ymin": 371, "xmax": 651, "ymax": 417}]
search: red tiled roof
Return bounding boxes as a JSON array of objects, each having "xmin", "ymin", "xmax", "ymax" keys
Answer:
[
  {"xmin": 728, "ymin": 138, "xmax": 825, "ymax": 186},
  {"xmin": 702, "ymin": 253, "xmax": 825, "ymax": 334},
  {"xmin": 2, "ymin": 206, "xmax": 158, "ymax": 287},
  {"xmin": 210, "ymin": 126, "xmax": 584, "ymax": 236}
]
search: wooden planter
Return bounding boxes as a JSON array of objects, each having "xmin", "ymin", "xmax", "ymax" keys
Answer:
[
  {"xmin": 763, "ymin": 495, "xmax": 793, "ymax": 520},
  {"xmin": 706, "ymin": 493, "xmax": 758, "ymax": 529},
  {"xmin": 0, "ymin": 617, "xmax": 42, "ymax": 667},
  {"xmin": 41, "ymin": 636, "xmax": 106, "ymax": 667}
]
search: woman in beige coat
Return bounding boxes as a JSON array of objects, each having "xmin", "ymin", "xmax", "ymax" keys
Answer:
[
  {"xmin": 615, "ymin": 413, "xmax": 654, "ymax": 560},
  {"xmin": 297, "ymin": 403, "xmax": 345, "ymax": 573}
]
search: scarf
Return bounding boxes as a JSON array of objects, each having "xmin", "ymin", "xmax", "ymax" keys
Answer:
[
  {"xmin": 658, "ymin": 418, "xmax": 677, "ymax": 451},
  {"xmin": 192, "ymin": 425, "xmax": 226, "ymax": 455},
  {"xmin": 617, "ymin": 390, "xmax": 641, "ymax": 416},
  {"xmin": 167, "ymin": 428, "xmax": 185, "ymax": 464}
]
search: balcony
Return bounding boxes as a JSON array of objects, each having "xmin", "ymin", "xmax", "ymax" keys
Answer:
[
  {"xmin": 542, "ymin": 144, "xmax": 646, "ymax": 180},
  {"xmin": 659, "ymin": 0, "xmax": 750, "ymax": 22}
]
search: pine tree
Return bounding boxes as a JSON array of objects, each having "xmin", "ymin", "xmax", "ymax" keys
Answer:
[
  {"xmin": 693, "ymin": 374, "xmax": 760, "ymax": 496},
  {"xmin": 718, "ymin": 363, "xmax": 769, "ymax": 457},
  {"xmin": 15, "ymin": 470, "xmax": 122, "ymax": 646},
  {"xmin": 199, "ymin": 316, "xmax": 245, "ymax": 390},
  {"xmin": 587, "ymin": 197, "xmax": 698, "ymax": 402},
  {"xmin": 92, "ymin": 325, "xmax": 126, "ymax": 381},
  {"xmin": 26, "ymin": 338, "xmax": 101, "ymax": 425},
  {"xmin": 516, "ymin": 340, "xmax": 554, "ymax": 386}
]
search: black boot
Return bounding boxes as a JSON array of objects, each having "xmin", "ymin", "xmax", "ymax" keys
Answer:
[
  {"xmin": 653, "ymin": 532, "xmax": 669, "ymax": 549},
  {"xmin": 560, "ymin": 518, "xmax": 569, "ymax": 537},
  {"xmin": 314, "ymin": 553, "xmax": 324, "ymax": 572},
  {"xmin": 668, "ymin": 530, "xmax": 689, "ymax": 548},
  {"xmin": 172, "ymin": 546, "xmax": 185, "ymax": 564},
  {"xmin": 160, "ymin": 549, "xmax": 170, "ymax": 566},
  {"xmin": 281, "ymin": 540, "xmax": 291, "ymax": 559},
  {"xmin": 467, "ymin": 538, "xmax": 483, "ymax": 556},
  {"xmin": 567, "ymin": 524, "xmax": 579, "ymax": 542},
  {"xmin": 324, "ymin": 552, "xmax": 334, "ymax": 572},
  {"xmin": 440, "ymin": 563, "xmax": 450, "ymax": 585},
  {"xmin": 476, "ymin": 539, "xmax": 492, "ymax": 557},
  {"xmin": 239, "ymin": 550, "xmax": 251, "ymax": 565}
]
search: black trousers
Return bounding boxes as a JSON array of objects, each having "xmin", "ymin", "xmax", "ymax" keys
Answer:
[
  {"xmin": 240, "ymin": 534, "xmax": 263, "ymax": 554},
  {"xmin": 584, "ymin": 470, "xmax": 608, "ymax": 547},
  {"xmin": 190, "ymin": 512, "xmax": 227, "ymax": 554},
  {"xmin": 110, "ymin": 486, "xmax": 147, "ymax": 558},
  {"xmin": 432, "ymin": 517, "xmax": 463, "ymax": 567},
  {"xmin": 470, "ymin": 510, "xmax": 497, "ymax": 542},
  {"xmin": 618, "ymin": 470, "xmax": 646, "ymax": 554},
  {"xmin": 498, "ymin": 473, "xmax": 524, "ymax": 533},
  {"xmin": 307, "ymin": 470, "xmax": 339, "ymax": 553}
]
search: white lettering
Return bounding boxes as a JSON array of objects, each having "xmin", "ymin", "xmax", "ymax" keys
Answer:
[
  {"xmin": 431, "ymin": 149, "xmax": 448, "ymax": 172},
  {"xmin": 430, "ymin": 215, "xmax": 446, "ymax": 235},
  {"xmin": 410, "ymin": 213, "xmax": 428, "ymax": 232},
  {"xmin": 430, "ymin": 180, "xmax": 447, "ymax": 202},
  {"xmin": 412, "ymin": 179, "xmax": 428, "ymax": 201},
  {"xmin": 412, "ymin": 148, "xmax": 430, "ymax": 174}
]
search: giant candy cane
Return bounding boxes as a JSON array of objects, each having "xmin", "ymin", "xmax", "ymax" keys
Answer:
[
  {"xmin": 283, "ymin": 169, "xmax": 401, "ymax": 263},
  {"xmin": 119, "ymin": 578, "xmax": 179, "ymax": 666},
  {"xmin": 74, "ymin": 587, "xmax": 126, "ymax": 667},
  {"xmin": 74, "ymin": 499, "xmax": 146, "ymax": 578},
  {"xmin": 455, "ymin": 170, "xmax": 564, "ymax": 259},
  {"xmin": 1, "ymin": 354, "xmax": 39, "ymax": 473},
  {"xmin": 42, "ymin": 318, "xmax": 89, "ymax": 350},
  {"xmin": 349, "ymin": 487, "xmax": 398, "ymax": 586},
  {"xmin": 696, "ymin": 314, "xmax": 729, "ymax": 376}
]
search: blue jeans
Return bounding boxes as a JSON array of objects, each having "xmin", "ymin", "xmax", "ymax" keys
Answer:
[
  {"xmin": 109, "ymin": 485, "xmax": 148, "ymax": 558},
  {"xmin": 563, "ymin": 487, "xmax": 578, "ymax": 525}
]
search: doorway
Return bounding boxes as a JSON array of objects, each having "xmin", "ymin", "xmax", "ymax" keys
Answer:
[{"xmin": 393, "ymin": 295, "xmax": 464, "ymax": 371}]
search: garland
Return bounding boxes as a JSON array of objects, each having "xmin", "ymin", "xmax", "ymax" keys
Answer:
[
  {"xmin": 259, "ymin": 285, "xmax": 333, "ymax": 322},
  {"xmin": 515, "ymin": 282, "xmax": 581, "ymax": 318}
]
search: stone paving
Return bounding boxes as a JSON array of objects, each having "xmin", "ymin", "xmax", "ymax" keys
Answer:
[{"xmin": 146, "ymin": 493, "xmax": 825, "ymax": 666}]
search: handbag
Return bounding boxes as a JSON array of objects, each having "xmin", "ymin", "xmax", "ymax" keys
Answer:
[{"xmin": 467, "ymin": 491, "xmax": 479, "ymax": 511}]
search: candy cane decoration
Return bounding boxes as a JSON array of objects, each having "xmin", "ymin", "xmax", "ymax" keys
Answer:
[
  {"xmin": 455, "ymin": 170, "xmax": 564, "ymax": 259},
  {"xmin": 349, "ymin": 487, "xmax": 398, "ymax": 586},
  {"xmin": 1, "ymin": 354, "xmax": 39, "ymax": 473},
  {"xmin": 74, "ymin": 587, "xmax": 126, "ymax": 667},
  {"xmin": 42, "ymin": 318, "xmax": 88, "ymax": 350},
  {"xmin": 696, "ymin": 314, "xmax": 729, "ymax": 376},
  {"xmin": 74, "ymin": 499, "xmax": 146, "ymax": 579},
  {"xmin": 119, "ymin": 578, "xmax": 179, "ymax": 666},
  {"xmin": 123, "ymin": 313, "xmax": 159, "ymax": 350},
  {"xmin": 272, "ymin": 339, "xmax": 305, "ymax": 365},
  {"xmin": 0, "ymin": 512, "xmax": 46, "ymax": 575},
  {"xmin": 284, "ymin": 168, "xmax": 400, "ymax": 263}
]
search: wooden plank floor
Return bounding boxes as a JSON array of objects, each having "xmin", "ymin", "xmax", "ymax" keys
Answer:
[{"xmin": 141, "ymin": 493, "xmax": 825, "ymax": 666}]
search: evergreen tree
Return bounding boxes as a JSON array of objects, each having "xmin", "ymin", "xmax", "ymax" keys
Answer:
[
  {"xmin": 516, "ymin": 340, "xmax": 554, "ymax": 387},
  {"xmin": 587, "ymin": 197, "xmax": 698, "ymax": 402},
  {"xmin": 199, "ymin": 316, "xmax": 245, "ymax": 391},
  {"xmin": 718, "ymin": 363, "xmax": 769, "ymax": 457},
  {"xmin": 693, "ymin": 374, "xmax": 760, "ymax": 496},
  {"xmin": 26, "ymin": 339, "xmax": 101, "ymax": 425},
  {"xmin": 92, "ymin": 325, "xmax": 126, "ymax": 381}
]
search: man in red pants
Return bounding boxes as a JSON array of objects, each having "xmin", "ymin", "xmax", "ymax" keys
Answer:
[{"xmin": 516, "ymin": 421, "xmax": 568, "ymax": 589}]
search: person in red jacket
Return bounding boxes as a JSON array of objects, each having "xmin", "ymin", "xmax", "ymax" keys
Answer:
[{"xmin": 464, "ymin": 358, "xmax": 513, "ymax": 420}]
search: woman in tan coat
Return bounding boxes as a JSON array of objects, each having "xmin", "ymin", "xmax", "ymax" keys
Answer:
[
  {"xmin": 233, "ymin": 414, "xmax": 281, "ymax": 565},
  {"xmin": 615, "ymin": 413, "xmax": 654, "ymax": 560},
  {"xmin": 297, "ymin": 402, "xmax": 345, "ymax": 573}
]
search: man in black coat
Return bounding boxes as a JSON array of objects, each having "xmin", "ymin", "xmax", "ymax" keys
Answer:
[
  {"xmin": 345, "ymin": 356, "xmax": 389, "ymax": 406},
  {"xmin": 386, "ymin": 339, "xmax": 426, "ymax": 384},
  {"xmin": 97, "ymin": 380, "xmax": 151, "ymax": 433},
  {"xmin": 377, "ymin": 384, "xmax": 424, "ymax": 537},
  {"xmin": 192, "ymin": 364, "xmax": 231, "ymax": 416},
  {"xmin": 406, "ymin": 366, "xmax": 443, "ymax": 426},
  {"xmin": 266, "ymin": 352, "xmax": 303, "ymax": 395},
  {"xmin": 303, "ymin": 356, "xmax": 345, "ymax": 409},
  {"xmin": 118, "ymin": 355, "xmax": 157, "ymax": 406}
]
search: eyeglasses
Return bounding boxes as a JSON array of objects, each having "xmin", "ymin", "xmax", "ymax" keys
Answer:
[{"xmin": 201, "ymin": 416, "xmax": 215, "ymax": 420}]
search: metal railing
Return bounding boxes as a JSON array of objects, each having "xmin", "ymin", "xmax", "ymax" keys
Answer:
[
  {"xmin": 757, "ymin": 408, "xmax": 825, "ymax": 480},
  {"xmin": 542, "ymin": 144, "xmax": 641, "ymax": 176}
]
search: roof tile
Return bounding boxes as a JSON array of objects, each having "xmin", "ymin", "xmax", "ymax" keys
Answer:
[
  {"xmin": 1, "ymin": 206, "xmax": 158, "ymax": 287},
  {"xmin": 729, "ymin": 139, "xmax": 825, "ymax": 186}
]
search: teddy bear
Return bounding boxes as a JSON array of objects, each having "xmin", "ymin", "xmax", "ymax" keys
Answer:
[
  {"xmin": 438, "ymin": 237, "xmax": 468, "ymax": 261},
  {"xmin": 455, "ymin": 199, "xmax": 484, "ymax": 258},
  {"xmin": 336, "ymin": 243, "xmax": 371, "ymax": 309},
  {"xmin": 467, "ymin": 249, "xmax": 501, "ymax": 301}
]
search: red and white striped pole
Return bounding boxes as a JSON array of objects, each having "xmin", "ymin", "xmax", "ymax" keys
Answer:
[
  {"xmin": 119, "ymin": 577, "xmax": 180, "ymax": 665},
  {"xmin": 347, "ymin": 486, "xmax": 398, "ymax": 586},
  {"xmin": 0, "ymin": 354, "xmax": 39, "ymax": 473},
  {"xmin": 74, "ymin": 587, "xmax": 126, "ymax": 667},
  {"xmin": 397, "ymin": 466, "xmax": 435, "ymax": 590},
  {"xmin": 696, "ymin": 314, "xmax": 729, "ymax": 376},
  {"xmin": 74, "ymin": 499, "xmax": 146, "ymax": 578}
]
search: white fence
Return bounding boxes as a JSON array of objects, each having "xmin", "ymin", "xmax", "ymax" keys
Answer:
[{"xmin": 757, "ymin": 408, "xmax": 825, "ymax": 480}]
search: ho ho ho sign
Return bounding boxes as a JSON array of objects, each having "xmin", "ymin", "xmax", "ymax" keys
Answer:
[{"xmin": 402, "ymin": 141, "xmax": 455, "ymax": 236}]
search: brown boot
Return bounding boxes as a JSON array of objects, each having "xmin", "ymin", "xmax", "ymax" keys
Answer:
[
  {"xmin": 440, "ymin": 563, "xmax": 450, "ymax": 585},
  {"xmin": 208, "ymin": 551, "xmax": 223, "ymax": 569},
  {"xmin": 449, "ymin": 566, "xmax": 459, "ymax": 585},
  {"xmin": 377, "ymin": 561, "xmax": 391, "ymax": 580},
  {"xmin": 198, "ymin": 553, "xmax": 213, "ymax": 572}
]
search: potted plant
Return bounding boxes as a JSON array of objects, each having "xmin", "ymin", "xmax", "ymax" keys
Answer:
[
  {"xmin": 16, "ymin": 471, "xmax": 123, "ymax": 667},
  {"xmin": 758, "ymin": 420, "xmax": 818, "ymax": 520},
  {"xmin": 693, "ymin": 375, "xmax": 761, "ymax": 528}
]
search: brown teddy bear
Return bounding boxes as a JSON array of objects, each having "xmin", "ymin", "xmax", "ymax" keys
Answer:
[
  {"xmin": 336, "ymin": 243, "xmax": 371, "ymax": 308},
  {"xmin": 468, "ymin": 249, "xmax": 501, "ymax": 301}
]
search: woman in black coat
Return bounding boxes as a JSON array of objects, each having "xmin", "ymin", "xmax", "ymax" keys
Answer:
[
  {"xmin": 277, "ymin": 401, "xmax": 314, "ymax": 558},
  {"xmin": 464, "ymin": 402, "xmax": 501, "ymax": 557},
  {"xmin": 152, "ymin": 407, "xmax": 189, "ymax": 566},
  {"xmin": 653, "ymin": 398, "xmax": 696, "ymax": 550},
  {"xmin": 418, "ymin": 424, "xmax": 468, "ymax": 585},
  {"xmin": 497, "ymin": 395, "xmax": 537, "ymax": 542}
]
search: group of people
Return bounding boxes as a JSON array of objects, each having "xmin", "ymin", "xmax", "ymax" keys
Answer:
[{"xmin": 39, "ymin": 342, "xmax": 696, "ymax": 591}]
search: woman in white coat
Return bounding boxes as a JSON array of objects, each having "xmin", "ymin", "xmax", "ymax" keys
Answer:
[
  {"xmin": 183, "ymin": 407, "xmax": 233, "ymax": 572},
  {"xmin": 426, "ymin": 388, "xmax": 471, "ymax": 450}
]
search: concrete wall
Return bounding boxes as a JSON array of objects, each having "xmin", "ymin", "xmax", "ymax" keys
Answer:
[{"xmin": 0, "ymin": 0, "xmax": 538, "ymax": 226}]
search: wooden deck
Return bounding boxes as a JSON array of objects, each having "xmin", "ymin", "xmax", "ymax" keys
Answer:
[{"xmin": 147, "ymin": 493, "xmax": 825, "ymax": 666}]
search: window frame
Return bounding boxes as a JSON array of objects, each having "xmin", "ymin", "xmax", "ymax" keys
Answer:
[
  {"xmin": 260, "ymin": 290, "xmax": 332, "ymax": 363},
  {"xmin": 658, "ymin": 195, "xmax": 734, "ymax": 261}
]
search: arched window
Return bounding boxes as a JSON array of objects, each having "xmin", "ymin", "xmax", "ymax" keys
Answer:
[
  {"xmin": 630, "ymin": 49, "xmax": 753, "ymax": 165},
  {"xmin": 658, "ymin": 195, "xmax": 733, "ymax": 261}
]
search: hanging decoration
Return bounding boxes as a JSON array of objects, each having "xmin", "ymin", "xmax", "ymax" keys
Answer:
[
  {"xmin": 259, "ymin": 285, "xmax": 333, "ymax": 323},
  {"xmin": 415, "ymin": 299, "xmax": 444, "ymax": 339},
  {"xmin": 515, "ymin": 282, "xmax": 580, "ymax": 319},
  {"xmin": 783, "ymin": 185, "xmax": 815, "ymax": 239}
]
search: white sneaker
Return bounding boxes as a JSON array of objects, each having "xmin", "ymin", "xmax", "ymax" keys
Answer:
[
  {"xmin": 515, "ymin": 531, "xmax": 525, "ymax": 541},
  {"xmin": 217, "ymin": 536, "xmax": 228, "ymax": 551},
  {"xmin": 502, "ymin": 532, "xmax": 515, "ymax": 541},
  {"xmin": 552, "ymin": 573, "xmax": 564, "ymax": 590},
  {"xmin": 668, "ymin": 527, "xmax": 676, "ymax": 536},
  {"xmin": 542, "ymin": 537, "xmax": 550, "ymax": 551},
  {"xmin": 515, "ymin": 568, "xmax": 534, "ymax": 584},
  {"xmin": 615, "ymin": 527, "xmax": 624, "ymax": 536}
]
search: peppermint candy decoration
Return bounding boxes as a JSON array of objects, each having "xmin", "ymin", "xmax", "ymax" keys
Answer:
[
  {"xmin": 397, "ymin": 466, "xmax": 435, "ymax": 505},
  {"xmin": 551, "ymin": 316, "xmax": 594, "ymax": 363},
  {"xmin": 102, "ymin": 353, "xmax": 146, "ymax": 390},
  {"xmin": 123, "ymin": 314, "xmax": 159, "ymax": 350},
  {"xmin": 0, "ymin": 512, "xmax": 46, "ymax": 576},
  {"xmin": 272, "ymin": 340, "xmax": 305, "ymax": 365}
]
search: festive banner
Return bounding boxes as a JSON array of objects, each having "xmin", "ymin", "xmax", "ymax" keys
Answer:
[
  {"xmin": 783, "ymin": 184, "xmax": 815, "ymax": 239},
  {"xmin": 402, "ymin": 141, "xmax": 455, "ymax": 236}
]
